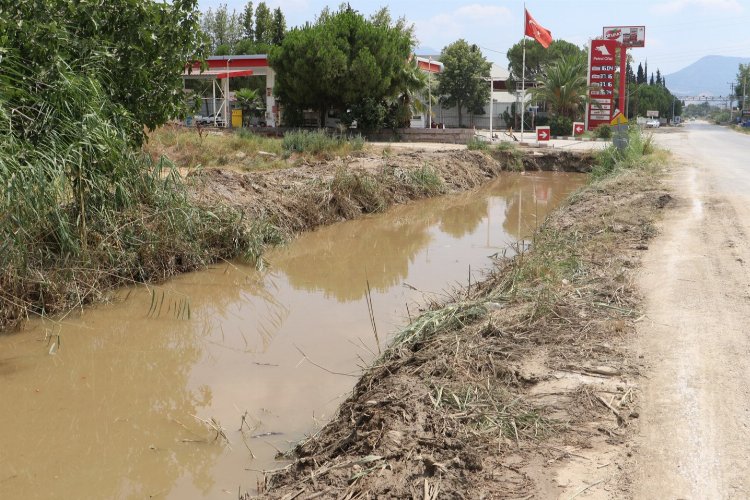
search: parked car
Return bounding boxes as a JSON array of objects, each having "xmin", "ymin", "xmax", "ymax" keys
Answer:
[
  {"xmin": 195, "ymin": 114, "xmax": 226, "ymax": 127},
  {"xmin": 645, "ymin": 119, "xmax": 660, "ymax": 128}
]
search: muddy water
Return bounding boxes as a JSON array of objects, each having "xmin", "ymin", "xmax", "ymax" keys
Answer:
[{"xmin": 0, "ymin": 172, "xmax": 585, "ymax": 499}]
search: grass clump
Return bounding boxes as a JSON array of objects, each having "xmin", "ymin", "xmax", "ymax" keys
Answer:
[
  {"xmin": 495, "ymin": 142, "xmax": 525, "ymax": 171},
  {"xmin": 328, "ymin": 168, "xmax": 386, "ymax": 215},
  {"xmin": 282, "ymin": 129, "xmax": 365, "ymax": 156},
  {"xmin": 467, "ymin": 136, "xmax": 490, "ymax": 151},
  {"xmin": 592, "ymin": 126, "xmax": 656, "ymax": 179},
  {"xmin": 0, "ymin": 50, "xmax": 263, "ymax": 331}
]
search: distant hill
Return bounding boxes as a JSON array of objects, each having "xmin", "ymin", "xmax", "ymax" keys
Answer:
[{"xmin": 665, "ymin": 55, "xmax": 750, "ymax": 97}]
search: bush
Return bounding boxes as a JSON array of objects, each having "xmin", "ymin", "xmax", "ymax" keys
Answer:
[
  {"xmin": 592, "ymin": 126, "xmax": 653, "ymax": 179},
  {"xmin": 593, "ymin": 124, "xmax": 612, "ymax": 139},
  {"xmin": 282, "ymin": 129, "xmax": 364, "ymax": 155},
  {"xmin": 550, "ymin": 116, "xmax": 573, "ymax": 137},
  {"xmin": 467, "ymin": 136, "xmax": 489, "ymax": 151}
]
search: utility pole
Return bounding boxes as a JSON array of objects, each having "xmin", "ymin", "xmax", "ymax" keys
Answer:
[{"xmin": 729, "ymin": 82, "xmax": 735, "ymax": 121}]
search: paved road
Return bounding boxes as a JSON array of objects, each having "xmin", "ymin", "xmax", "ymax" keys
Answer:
[{"xmin": 632, "ymin": 122, "xmax": 750, "ymax": 498}]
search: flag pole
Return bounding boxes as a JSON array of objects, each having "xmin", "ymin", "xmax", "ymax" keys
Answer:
[{"xmin": 521, "ymin": 2, "xmax": 526, "ymax": 142}]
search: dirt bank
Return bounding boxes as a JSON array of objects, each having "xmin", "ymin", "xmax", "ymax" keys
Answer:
[
  {"xmin": 191, "ymin": 148, "xmax": 596, "ymax": 239},
  {"xmin": 259, "ymin": 153, "xmax": 669, "ymax": 498}
]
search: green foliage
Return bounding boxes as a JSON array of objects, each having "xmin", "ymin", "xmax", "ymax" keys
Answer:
[
  {"xmin": 2, "ymin": 0, "xmax": 206, "ymax": 146},
  {"xmin": 0, "ymin": 2, "xmax": 263, "ymax": 329},
  {"xmin": 593, "ymin": 124, "xmax": 612, "ymax": 139},
  {"xmin": 635, "ymin": 83, "xmax": 682, "ymax": 120},
  {"xmin": 254, "ymin": 2, "xmax": 273, "ymax": 44},
  {"xmin": 467, "ymin": 137, "xmax": 490, "ymax": 151},
  {"xmin": 269, "ymin": 6, "xmax": 414, "ymax": 127},
  {"xmin": 282, "ymin": 130, "xmax": 365, "ymax": 155},
  {"xmin": 549, "ymin": 116, "xmax": 573, "ymax": 137},
  {"xmin": 343, "ymin": 98, "xmax": 388, "ymax": 132},
  {"xmin": 506, "ymin": 39, "xmax": 585, "ymax": 91},
  {"xmin": 201, "ymin": 1, "xmax": 284, "ymax": 55},
  {"xmin": 235, "ymin": 88, "xmax": 265, "ymax": 125},
  {"xmin": 592, "ymin": 126, "xmax": 653, "ymax": 179},
  {"xmin": 529, "ymin": 53, "xmax": 588, "ymax": 120},
  {"xmin": 437, "ymin": 40, "xmax": 491, "ymax": 127}
]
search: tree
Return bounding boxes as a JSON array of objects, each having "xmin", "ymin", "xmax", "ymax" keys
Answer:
[
  {"xmin": 649, "ymin": 73, "xmax": 655, "ymax": 86},
  {"xmin": 437, "ymin": 40, "xmax": 491, "ymax": 127},
  {"xmin": 242, "ymin": 1, "xmax": 254, "ymax": 39},
  {"xmin": 735, "ymin": 63, "xmax": 750, "ymax": 111},
  {"xmin": 255, "ymin": 2, "xmax": 272, "ymax": 44},
  {"xmin": 269, "ymin": 5, "xmax": 414, "ymax": 127},
  {"xmin": 636, "ymin": 63, "xmax": 645, "ymax": 84},
  {"xmin": 529, "ymin": 52, "xmax": 588, "ymax": 119},
  {"xmin": 506, "ymin": 39, "xmax": 584, "ymax": 92},
  {"xmin": 271, "ymin": 7, "xmax": 286, "ymax": 45},
  {"xmin": 656, "ymin": 69, "xmax": 662, "ymax": 86},
  {"xmin": 235, "ymin": 88, "xmax": 265, "ymax": 126},
  {"xmin": 4, "ymin": 0, "xmax": 206, "ymax": 145}
]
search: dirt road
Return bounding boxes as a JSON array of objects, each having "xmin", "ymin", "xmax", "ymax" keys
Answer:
[{"xmin": 632, "ymin": 123, "xmax": 750, "ymax": 498}]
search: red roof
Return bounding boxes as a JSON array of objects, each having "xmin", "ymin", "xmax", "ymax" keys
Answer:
[{"xmin": 183, "ymin": 68, "xmax": 254, "ymax": 79}]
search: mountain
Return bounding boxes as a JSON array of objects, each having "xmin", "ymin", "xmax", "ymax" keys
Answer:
[{"xmin": 665, "ymin": 55, "xmax": 750, "ymax": 97}]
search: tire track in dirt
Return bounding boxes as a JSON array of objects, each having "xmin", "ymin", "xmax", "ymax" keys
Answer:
[{"xmin": 629, "ymin": 124, "xmax": 750, "ymax": 498}]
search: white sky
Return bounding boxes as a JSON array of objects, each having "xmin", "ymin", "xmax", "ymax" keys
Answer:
[{"xmin": 198, "ymin": 0, "xmax": 750, "ymax": 75}]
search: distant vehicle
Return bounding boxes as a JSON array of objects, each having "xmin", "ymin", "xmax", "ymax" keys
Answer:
[
  {"xmin": 645, "ymin": 119, "xmax": 660, "ymax": 128},
  {"xmin": 195, "ymin": 114, "xmax": 226, "ymax": 127}
]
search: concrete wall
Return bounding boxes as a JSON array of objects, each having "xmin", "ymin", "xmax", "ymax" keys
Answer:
[{"xmin": 366, "ymin": 128, "xmax": 475, "ymax": 144}]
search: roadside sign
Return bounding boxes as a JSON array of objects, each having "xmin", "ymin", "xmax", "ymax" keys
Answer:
[
  {"xmin": 647, "ymin": 110, "xmax": 659, "ymax": 118},
  {"xmin": 536, "ymin": 126, "xmax": 550, "ymax": 141},
  {"xmin": 573, "ymin": 122, "xmax": 585, "ymax": 136},
  {"xmin": 587, "ymin": 39, "xmax": 619, "ymax": 130},
  {"xmin": 610, "ymin": 112, "xmax": 628, "ymax": 126},
  {"xmin": 603, "ymin": 26, "xmax": 646, "ymax": 48}
]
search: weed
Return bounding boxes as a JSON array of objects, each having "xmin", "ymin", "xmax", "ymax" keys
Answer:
[
  {"xmin": 467, "ymin": 136, "xmax": 489, "ymax": 151},
  {"xmin": 282, "ymin": 129, "xmax": 365, "ymax": 156}
]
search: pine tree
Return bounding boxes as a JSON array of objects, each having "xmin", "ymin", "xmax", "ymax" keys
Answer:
[
  {"xmin": 650, "ymin": 73, "xmax": 655, "ymax": 86},
  {"xmin": 271, "ymin": 7, "xmax": 286, "ymax": 45},
  {"xmin": 242, "ymin": 1, "xmax": 254, "ymax": 40},
  {"xmin": 637, "ymin": 63, "xmax": 645, "ymax": 84},
  {"xmin": 254, "ymin": 2, "xmax": 272, "ymax": 44},
  {"xmin": 656, "ymin": 69, "xmax": 662, "ymax": 86}
]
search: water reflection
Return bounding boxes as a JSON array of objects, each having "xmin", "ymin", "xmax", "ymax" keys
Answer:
[{"xmin": 0, "ymin": 172, "xmax": 586, "ymax": 499}]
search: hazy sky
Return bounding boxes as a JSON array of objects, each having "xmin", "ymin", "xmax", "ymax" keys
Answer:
[{"xmin": 198, "ymin": 0, "xmax": 750, "ymax": 76}]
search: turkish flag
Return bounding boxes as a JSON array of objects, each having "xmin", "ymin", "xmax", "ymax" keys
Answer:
[{"xmin": 525, "ymin": 9, "xmax": 552, "ymax": 49}]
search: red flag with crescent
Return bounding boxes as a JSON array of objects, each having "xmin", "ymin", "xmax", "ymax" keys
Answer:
[{"xmin": 525, "ymin": 9, "xmax": 552, "ymax": 48}]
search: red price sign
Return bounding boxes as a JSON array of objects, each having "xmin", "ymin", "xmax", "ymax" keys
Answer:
[{"xmin": 587, "ymin": 39, "xmax": 619, "ymax": 130}]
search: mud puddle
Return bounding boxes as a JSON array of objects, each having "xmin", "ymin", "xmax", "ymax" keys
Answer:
[{"xmin": 0, "ymin": 172, "xmax": 585, "ymax": 499}]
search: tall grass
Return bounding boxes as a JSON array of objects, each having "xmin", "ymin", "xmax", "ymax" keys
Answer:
[
  {"xmin": 592, "ymin": 127, "xmax": 655, "ymax": 179},
  {"xmin": 0, "ymin": 49, "xmax": 262, "ymax": 330},
  {"xmin": 282, "ymin": 129, "xmax": 365, "ymax": 155}
]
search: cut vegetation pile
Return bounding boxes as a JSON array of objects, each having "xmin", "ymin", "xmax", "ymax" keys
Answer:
[{"xmin": 262, "ymin": 130, "xmax": 669, "ymax": 498}]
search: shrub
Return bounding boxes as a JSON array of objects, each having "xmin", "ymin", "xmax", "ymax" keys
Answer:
[
  {"xmin": 282, "ymin": 129, "xmax": 365, "ymax": 155},
  {"xmin": 593, "ymin": 124, "xmax": 612, "ymax": 139},
  {"xmin": 467, "ymin": 136, "xmax": 489, "ymax": 151},
  {"xmin": 550, "ymin": 116, "xmax": 573, "ymax": 137}
]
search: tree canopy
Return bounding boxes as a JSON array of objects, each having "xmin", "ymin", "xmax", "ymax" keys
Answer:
[
  {"xmin": 2, "ymin": 0, "xmax": 206, "ymax": 144},
  {"xmin": 506, "ymin": 39, "xmax": 584, "ymax": 91},
  {"xmin": 201, "ymin": 1, "xmax": 286, "ymax": 55},
  {"xmin": 437, "ymin": 40, "xmax": 491, "ymax": 127},
  {"xmin": 268, "ymin": 5, "xmax": 415, "ymax": 129}
]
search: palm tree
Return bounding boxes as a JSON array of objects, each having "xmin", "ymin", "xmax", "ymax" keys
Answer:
[
  {"xmin": 529, "ymin": 53, "xmax": 588, "ymax": 119},
  {"xmin": 235, "ymin": 87, "xmax": 265, "ymax": 126},
  {"xmin": 389, "ymin": 59, "xmax": 435, "ymax": 128}
]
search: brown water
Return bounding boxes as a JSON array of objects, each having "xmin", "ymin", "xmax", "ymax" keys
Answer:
[{"xmin": 0, "ymin": 172, "xmax": 585, "ymax": 499}]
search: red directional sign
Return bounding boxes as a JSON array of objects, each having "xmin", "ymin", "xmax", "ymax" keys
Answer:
[
  {"xmin": 573, "ymin": 122, "xmax": 584, "ymax": 136},
  {"xmin": 536, "ymin": 126, "xmax": 550, "ymax": 142},
  {"xmin": 587, "ymin": 39, "xmax": 619, "ymax": 131}
]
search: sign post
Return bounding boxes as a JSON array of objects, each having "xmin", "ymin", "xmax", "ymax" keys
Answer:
[
  {"xmin": 536, "ymin": 126, "xmax": 550, "ymax": 142},
  {"xmin": 603, "ymin": 26, "xmax": 646, "ymax": 122},
  {"xmin": 587, "ymin": 39, "xmax": 619, "ymax": 131},
  {"xmin": 572, "ymin": 122, "xmax": 585, "ymax": 137}
]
